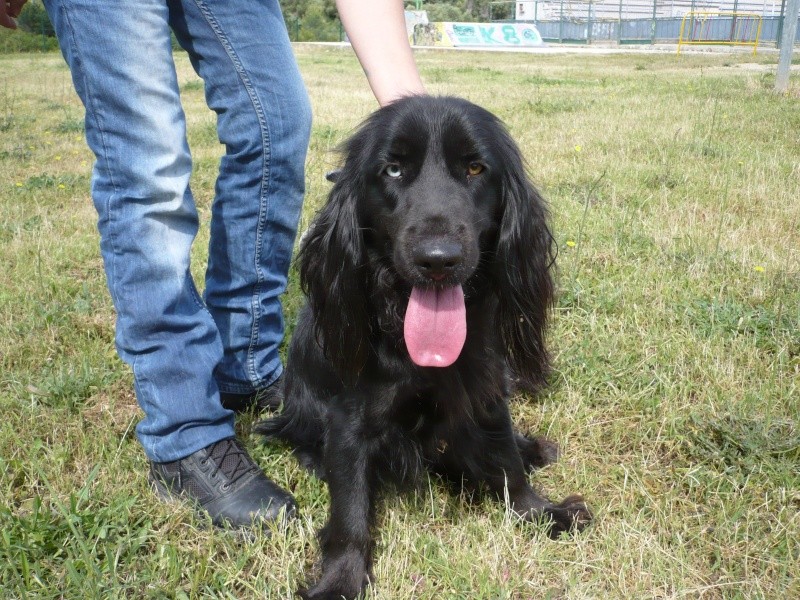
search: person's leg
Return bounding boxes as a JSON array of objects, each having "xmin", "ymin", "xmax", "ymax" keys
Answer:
[
  {"xmin": 169, "ymin": 0, "xmax": 312, "ymax": 400},
  {"xmin": 44, "ymin": 0, "xmax": 297, "ymax": 527},
  {"xmin": 44, "ymin": 0, "xmax": 235, "ymax": 462}
]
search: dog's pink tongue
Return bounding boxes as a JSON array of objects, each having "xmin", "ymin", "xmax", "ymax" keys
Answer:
[{"xmin": 404, "ymin": 285, "xmax": 466, "ymax": 367}]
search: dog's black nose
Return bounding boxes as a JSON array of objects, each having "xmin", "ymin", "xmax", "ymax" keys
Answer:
[{"xmin": 413, "ymin": 241, "xmax": 463, "ymax": 281}]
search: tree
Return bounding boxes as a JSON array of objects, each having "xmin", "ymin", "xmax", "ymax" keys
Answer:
[
  {"xmin": 403, "ymin": 1, "xmax": 511, "ymax": 22},
  {"xmin": 17, "ymin": 0, "xmax": 55, "ymax": 37},
  {"xmin": 275, "ymin": 0, "xmax": 512, "ymax": 40},
  {"xmin": 279, "ymin": 0, "xmax": 341, "ymax": 41}
]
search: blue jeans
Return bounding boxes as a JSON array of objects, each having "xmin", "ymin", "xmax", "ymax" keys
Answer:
[{"xmin": 44, "ymin": 0, "xmax": 311, "ymax": 462}]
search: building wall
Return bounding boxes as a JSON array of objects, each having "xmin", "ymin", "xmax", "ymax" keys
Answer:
[{"xmin": 515, "ymin": 0, "xmax": 787, "ymax": 21}]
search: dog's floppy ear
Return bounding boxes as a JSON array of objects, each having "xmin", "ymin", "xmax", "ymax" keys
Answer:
[
  {"xmin": 494, "ymin": 136, "xmax": 555, "ymax": 392},
  {"xmin": 298, "ymin": 175, "xmax": 369, "ymax": 381}
]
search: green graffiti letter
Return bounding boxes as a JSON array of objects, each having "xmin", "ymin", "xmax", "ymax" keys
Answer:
[{"xmin": 502, "ymin": 25, "xmax": 520, "ymax": 44}]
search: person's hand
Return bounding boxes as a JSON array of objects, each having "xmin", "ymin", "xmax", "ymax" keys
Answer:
[{"xmin": 1, "ymin": 0, "xmax": 28, "ymax": 29}]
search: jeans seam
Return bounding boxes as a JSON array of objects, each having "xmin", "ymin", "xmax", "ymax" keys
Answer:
[
  {"xmin": 60, "ymin": 4, "xmax": 121, "ymax": 311},
  {"xmin": 62, "ymin": 4, "xmax": 162, "ymax": 456},
  {"xmin": 191, "ymin": 0, "xmax": 271, "ymax": 388}
]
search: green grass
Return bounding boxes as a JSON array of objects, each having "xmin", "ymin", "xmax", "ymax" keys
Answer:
[{"xmin": 1, "ymin": 46, "xmax": 798, "ymax": 598}]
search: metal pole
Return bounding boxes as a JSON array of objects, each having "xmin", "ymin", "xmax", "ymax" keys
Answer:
[
  {"xmin": 777, "ymin": 0, "xmax": 787, "ymax": 47},
  {"xmin": 651, "ymin": 0, "xmax": 658, "ymax": 44},
  {"xmin": 776, "ymin": 0, "xmax": 799, "ymax": 91}
]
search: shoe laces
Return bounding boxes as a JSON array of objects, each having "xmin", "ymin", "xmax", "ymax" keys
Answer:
[{"xmin": 206, "ymin": 438, "xmax": 257, "ymax": 485}]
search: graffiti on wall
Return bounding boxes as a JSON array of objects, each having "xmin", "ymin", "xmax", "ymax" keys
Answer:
[{"xmin": 413, "ymin": 22, "xmax": 544, "ymax": 47}]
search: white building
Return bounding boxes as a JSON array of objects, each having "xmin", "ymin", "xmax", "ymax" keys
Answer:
[{"xmin": 515, "ymin": 0, "xmax": 787, "ymax": 20}]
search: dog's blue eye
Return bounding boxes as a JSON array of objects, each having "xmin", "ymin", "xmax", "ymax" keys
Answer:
[{"xmin": 384, "ymin": 164, "xmax": 402, "ymax": 179}]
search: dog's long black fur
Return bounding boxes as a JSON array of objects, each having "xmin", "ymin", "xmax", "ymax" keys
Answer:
[{"xmin": 256, "ymin": 96, "xmax": 591, "ymax": 599}]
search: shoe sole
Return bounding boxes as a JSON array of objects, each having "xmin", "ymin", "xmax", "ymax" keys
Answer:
[{"xmin": 148, "ymin": 472, "xmax": 290, "ymax": 541}]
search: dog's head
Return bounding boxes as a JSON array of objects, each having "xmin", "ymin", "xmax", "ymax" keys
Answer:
[
  {"xmin": 358, "ymin": 98, "xmax": 499, "ymax": 287},
  {"xmin": 301, "ymin": 96, "xmax": 554, "ymax": 386}
]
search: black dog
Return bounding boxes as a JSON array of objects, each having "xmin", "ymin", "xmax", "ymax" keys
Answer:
[{"xmin": 257, "ymin": 96, "xmax": 591, "ymax": 599}]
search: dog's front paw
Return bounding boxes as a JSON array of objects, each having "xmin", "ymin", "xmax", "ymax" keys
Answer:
[
  {"xmin": 544, "ymin": 494, "xmax": 592, "ymax": 538},
  {"xmin": 298, "ymin": 551, "xmax": 371, "ymax": 600}
]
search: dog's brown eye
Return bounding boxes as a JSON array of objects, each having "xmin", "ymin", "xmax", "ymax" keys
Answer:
[
  {"xmin": 467, "ymin": 162, "xmax": 485, "ymax": 177},
  {"xmin": 384, "ymin": 163, "xmax": 402, "ymax": 179}
]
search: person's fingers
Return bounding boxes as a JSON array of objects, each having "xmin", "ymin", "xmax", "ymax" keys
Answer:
[
  {"xmin": 8, "ymin": 0, "xmax": 28, "ymax": 18},
  {"xmin": 0, "ymin": 13, "xmax": 18, "ymax": 29},
  {"xmin": 1, "ymin": 1, "xmax": 17, "ymax": 28}
]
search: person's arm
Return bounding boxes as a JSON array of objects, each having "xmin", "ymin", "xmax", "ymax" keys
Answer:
[
  {"xmin": 335, "ymin": 0, "xmax": 425, "ymax": 106},
  {"xmin": 1, "ymin": 0, "xmax": 28, "ymax": 29}
]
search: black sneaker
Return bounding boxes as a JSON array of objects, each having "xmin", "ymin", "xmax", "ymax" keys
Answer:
[
  {"xmin": 149, "ymin": 437, "xmax": 296, "ymax": 529},
  {"xmin": 220, "ymin": 376, "xmax": 284, "ymax": 413}
]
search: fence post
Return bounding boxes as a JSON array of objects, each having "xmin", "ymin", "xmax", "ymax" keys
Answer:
[
  {"xmin": 559, "ymin": 0, "xmax": 564, "ymax": 43},
  {"xmin": 588, "ymin": 0, "xmax": 594, "ymax": 43},
  {"xmin": 618, "ymin": 0, "xmax": 623, "ymax": 44},
  {"xmin": 777, "ymin": 0, "xmax": 787, "ymax": 48},
  {"xmin": 730, "ymin": 0, "xmax": 739, "ymax": 43},
  {"xmin": 651, "ymin": 0, "xmax": 658, "ymax": 44}
]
